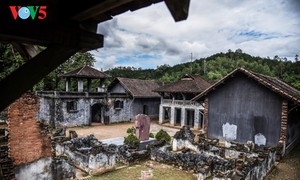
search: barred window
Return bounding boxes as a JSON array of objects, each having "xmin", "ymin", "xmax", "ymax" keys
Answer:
[
  {"xmin": 114, "ymin": 100, "xmax": 123, "ymax": 109},
  {"xmin": 67, "ymin": 101, "xmax": 77, "ymax": 112}
]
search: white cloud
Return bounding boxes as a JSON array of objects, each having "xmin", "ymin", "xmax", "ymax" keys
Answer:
[{"xmin": 92, "ymin": 0, "xmax": 300, "ymax": 70}]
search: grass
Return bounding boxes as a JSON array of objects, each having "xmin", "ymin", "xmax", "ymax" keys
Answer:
[{"xmin": 89, "ymin": 161, "xmax": 196, "ymax": 180}]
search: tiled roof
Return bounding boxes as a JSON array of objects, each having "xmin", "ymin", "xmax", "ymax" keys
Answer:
[
  {"xmin": 192, "ymin": 68, "xmax": 300, "ymax": 105},
  {"xmin": 109, "ymin": 77, "xmax": 162, "ymax": 98},
  {"xmin": 60, "ymin": 65, "xmax": 110, "ymax": 79},
  {"xmin": 154, "ymin": 74, "xmax": 211, "ymax": 94}
]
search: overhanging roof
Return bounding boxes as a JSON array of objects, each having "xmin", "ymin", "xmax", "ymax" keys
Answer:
[{"xmin": 0, "ymin": 0, "xmax": 191, "ymax": 111}]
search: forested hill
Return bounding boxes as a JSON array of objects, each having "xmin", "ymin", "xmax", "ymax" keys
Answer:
[{"xmin": 106, "ymin": 49, "xmax": 300, "ymax": 89}]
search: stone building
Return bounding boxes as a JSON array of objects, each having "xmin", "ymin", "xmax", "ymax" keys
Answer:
[
  {"xmin": 154, "ymin": 74, "xmax": 211, "ymax": 130},
  {"xmin": 192, "ymin": 68, "xmax": 300, "ymax": 153},
  {"xmin": 38, "ymin": 66, "xmax": 161, "ymax": 127},
  {"xmin": 107, "ymin": 77, "xmax": 161, "ymax": 121}
]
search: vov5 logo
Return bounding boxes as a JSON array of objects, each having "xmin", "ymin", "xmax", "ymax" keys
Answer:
[{"xmin": 9, "ymin": 6, "xmax": 47, "ymax": 20}]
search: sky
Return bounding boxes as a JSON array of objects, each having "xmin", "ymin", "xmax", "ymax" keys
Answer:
[{"xmin": 92, "ymin": 0, "xmax": 300, "ymax": 70}]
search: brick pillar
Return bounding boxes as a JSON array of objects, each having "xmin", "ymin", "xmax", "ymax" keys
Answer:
[
  {"xmin": 203, "ymin": 98, "xmax": 209, "ymax": 137},
  {"xmin": 280, "ymin": 100, "xmax": 288, "ymax": 143},
  {"xmin": 8, "ymin": 93, "xmax": 52, "ymax": 166}
]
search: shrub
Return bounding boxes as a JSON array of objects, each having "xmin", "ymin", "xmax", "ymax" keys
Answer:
[
  {"xmin": 155, "ymin": 129, "xmax": 171, "ymax": 143},
  {"xmin": 149, "ymin": 133, "xmax": 155, "ymax": 138},
  {"xmin": 124, "ymin": 133, "xmax": 140, "ymax": 149},
  {"xmin": 126, "ymin": 127, "xmax": 135, "ymax": 134}
]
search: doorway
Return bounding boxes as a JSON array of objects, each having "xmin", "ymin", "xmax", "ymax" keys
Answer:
[
  {"xmin": 91, "ymin": 103, "xmax": 103, "ymax": 123},
  {"xmin": 175, "ymin": 108, "xmax": 181, "ymax": 125},
  {"xmin": 186, "ymin": 109, "xmax": 195, "ymax": 127}
]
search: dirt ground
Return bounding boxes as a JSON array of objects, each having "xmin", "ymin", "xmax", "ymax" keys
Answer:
[
  {"xmin": 266, "ymin": 143, "xmax": 300, "ymax": 180},
  {"xmin": 68, "ymin": 122, "xmax": 300, "ymax": 179},
  {"xmin": 68, "ymin": 121, "xmax": 180, "ymax": 140}
]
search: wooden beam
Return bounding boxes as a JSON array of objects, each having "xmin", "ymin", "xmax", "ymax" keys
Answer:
[
  {"xmin": 0, "ymin": 45, "xmax": 79, "ymax": 111},
  {"xmin": 11, "ymin": 43, "xmax": 39, "ymax": 60},
  {"xmin": 164, "ymin": 0, "xmax": 190, "ymax": 22},
  {"xmin": 0, "ymin": 24, "xmax": 103, "ymax": 50},
  {"xmin": 72, "ymin": 0, "xmax": 134, "ymax": 21}
]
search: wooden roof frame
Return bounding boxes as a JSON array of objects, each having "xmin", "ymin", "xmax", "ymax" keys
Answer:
[{"xmin": 0, "ymin": 0, "xmax": 190, "ymax": 110}]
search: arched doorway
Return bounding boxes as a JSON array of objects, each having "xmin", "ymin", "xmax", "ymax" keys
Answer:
[{"xmin": 91, "ymin": 103, "xmax": 103, "ymax": 123}]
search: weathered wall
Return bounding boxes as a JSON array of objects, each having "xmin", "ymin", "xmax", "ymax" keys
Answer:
[
  {"xmin": 14, "ymin": 157, "xmax": 53, "ymax": 180},
  {"xmin": 110, "ymin": 83, "xmax": 127, "ymax": 93},
  {"xmin": 207, "ymin": 73, "xmax": 282, "ymax": 146},
  {"xmin": 0, "ymin": 109, "xmax": 7, "ymax": 123},
  {"xmin": 55, "ymin": 98, "xmax": 91, "ymax": 127},
  {"xmin": 132, "ymin": 98, "xmax": 160, "ymax": 119},
  {"xmin": 8, "ymin": 93, "xmax": 52, "ymax": 166},
  {"xmin": 38, "ymin": 97, "xmax": 53, "ymax": 125},
  {"xmin": 107, "ymin": 97, "xmax": 132, "ymax": 123}
]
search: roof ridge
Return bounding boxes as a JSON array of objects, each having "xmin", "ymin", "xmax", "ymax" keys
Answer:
[
  {"xmin": 76, "ymin": 65, "xmax": 86, "ymax": 75},
  {"xmin": 192, "ymin": 67, "xmax": 300, "ymax": 104}
]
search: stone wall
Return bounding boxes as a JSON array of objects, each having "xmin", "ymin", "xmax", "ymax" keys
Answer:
[
  {"xmin": 8, "ymin": 93, "xmax": 52, "ymax": 166},
  {"xmin": 14, "ymin": 157, "xmax": 53, "ymax": 180},
  {"xmin": 0, "ymin": 109, "xmax": 8, "ymax": 123},
  {"xmin": 151, "ymin": 127, "xmax": 277, "ymax": 180},
  {"xmin": 56, "ymin": 135, "xmax": 117, "ymax": 175},
  {"xmin": 107, "ymin": 97, "xmax": 132, "ymax": 123}
]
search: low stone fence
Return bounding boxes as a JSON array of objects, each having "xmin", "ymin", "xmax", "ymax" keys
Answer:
[
  {"xmin": 151, "ymin": 127, "xmax": 277, "ymax": 180},
  {"xmin": 56, "ymin": 135, "xmax": 117, "ymax": 175}
]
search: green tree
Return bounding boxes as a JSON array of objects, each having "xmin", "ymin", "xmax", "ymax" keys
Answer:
[
  {"xmin": 0, "ymin": 43, "xmax": 25, "ymax": 81},
  {"xmin": 37, "ymin": 52, "xmax": 96, "ymax": 90}
]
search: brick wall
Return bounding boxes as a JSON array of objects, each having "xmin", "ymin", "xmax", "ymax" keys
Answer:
[
  {"xmin": 203, "ymin": 97, "xmax": 209, "ymax": 137},
  {"xmin": 280, "ymin": 100, "xmax": 288, "ymax": 143},
  {"xmin": 7, "ymin": 93, "xmax": 52, "ymax": 166}
]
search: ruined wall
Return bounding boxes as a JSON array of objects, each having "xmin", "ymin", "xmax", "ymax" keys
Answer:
[
  {"xmin": 55, "ymin": 98, "xmax": 90, "ymax": 127},
  {"xmin": 132, "ymin": 98, "xmax": 160, "ymax": 119},
  {"xmin": 56, "ymin": 135, "xmax": 117, "ymax": 175},
  {"xmin": 8, "ymin": 93, "xmax": 52, "ymax": 166},
  {"xmin": 0, "ymin": 109, "xmax": 7, "ymax": 123},
  {"xmin": 37, "ymin": 97, "xmax": 53, "ymax": 125},
  {"xmin": 207, "ymin": 74, "xmax": 282, "ymax": 146},
  {"xmin": 107, "ymin": 97, "xmax": 132, "ymax": 123},
  {"xmin": 38, "ymin": 96, "xmax": 91, "ymax": 127},
  {"xmin": 14, "ymin": 157, "xmax": 53, "ymax": 180}
]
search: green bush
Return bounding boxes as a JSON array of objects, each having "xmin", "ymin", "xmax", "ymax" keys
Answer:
[
  {"xmin": 155, "ymin": 129, "xmax": 171, "ymax": 143},
  {"xmin": 124, "ymin": 133, "xmax": 140, "ymax": 149},
  {"xmin": 126, "ymin": 127, "xmax": 135, "ymax": 134},
  {"xmin": 149, "ymin": 133, "xmax": 155, "ymax": 138}
]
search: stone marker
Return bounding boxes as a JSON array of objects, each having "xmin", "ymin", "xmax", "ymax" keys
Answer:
[{"xmin": 134, "ymin": 114, "xmax": 150, "ymax": 141}]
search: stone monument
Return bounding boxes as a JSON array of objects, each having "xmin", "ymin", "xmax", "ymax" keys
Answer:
[{"xmin": 134, "ymin": 114, "xmax": 150, "ymax": 141}]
